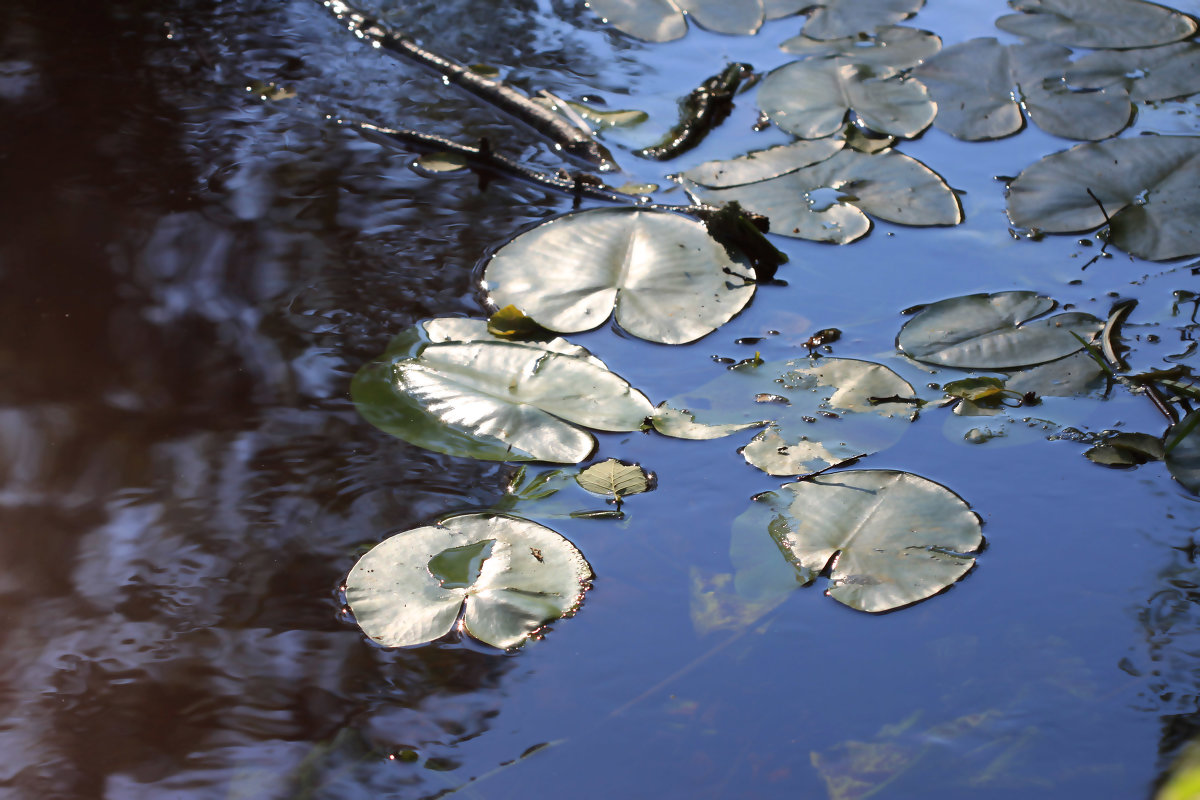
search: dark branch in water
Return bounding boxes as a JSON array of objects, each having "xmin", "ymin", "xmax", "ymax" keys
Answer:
[
  {"xmin": 636, "ymin": 63, "xmax": 752, "ymax": 161},
  {"xmin": 1085, "ymin": 187, "xmax": 1112, "ymax": 226},
  {"xmin": 315, "ymin": 0, "xmax": 617, "ymax": 171},
  {"xmin": 796, "ymin": 453, "xmax": 869, "ymax": 482}
]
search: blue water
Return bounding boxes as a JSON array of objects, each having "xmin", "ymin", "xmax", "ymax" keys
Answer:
[{"xmin": 2, "ymin": 0, "xmax": 1199, "ymax": 797}]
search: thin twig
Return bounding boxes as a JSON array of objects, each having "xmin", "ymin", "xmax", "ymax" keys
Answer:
[
  {"xmin": 796, "ymin": 453, "xmax": 868, "ymax": 482},
  {"xmin": 1086, "ymin": 187, "xmax": 1112, "ymax": 226}
]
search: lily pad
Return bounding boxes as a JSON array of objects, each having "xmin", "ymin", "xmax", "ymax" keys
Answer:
[
  {"xmin": 345, "ymin": 513, "xmax": 591, "ymax": 649},
  {"xmin": 680, "ymin": 138, "xmax": 846, "ymax": 189},
  {"xmin": 1166, "ymin": 411, "xmax": 1200, "ymax": 493},
  {"xmin": 914, "ymin": 38, "xmax": 1132, "ymax": 141},
  {"xmin": 667, "ymin": 356, "xmax": 918, "ymax": 475},
  {"xmin": 739, "ymin": 470, "xmax": 983, "ymax": 612},
  {"xmin": 995, "ymin": 0, "xmax": 1197, "ymax": 50},
  {"xmin": 684, "ymin": 148, "xmax": 961, "ymax": 244},
  {"xmin": 780, "ymin": 26, "xmax": 942, "ymax": 70},
  {"xmin": 1066, "ymin": 42, "xmax": 1200, "ymax": 104},
  {"xmin": 352, "ymin": 320, "xmax": 654, "ymax": 463},
  {"xmin": 800, "ymin": 0, "xmax": 925, "ymax": 40},
  {"xmin": 584, "ymin": 0, "xmax": 767, "ymax": 40},
  {"xmin": 757, "ymin": 58, "xmax": 936, "ymax": 139},
  {"xmin": 1085, "ymin": 432, "xmax": 1165, "ymax": 467},
  {"xmin": 897, "ymin": 292, "xmax": 1102, "ymax": 369},
  {"xmin": 482, "ymin": 207, "xmax": 756, "ymax": 344},
  {"xmin": 649, "ymin": 403, "xmax": 767, "ymax": 439},
  {"xmin": 1006, "ymin": 136, "xmax": 1200, "ymax": 261},
  {"xmin": 576, "ymin": 458, "xmax": 650, "ymax": 499}
]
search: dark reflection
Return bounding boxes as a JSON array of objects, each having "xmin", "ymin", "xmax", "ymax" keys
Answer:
[{"xmin": 0, "ymin": 0, "xmax": 589, "ymax": 795}]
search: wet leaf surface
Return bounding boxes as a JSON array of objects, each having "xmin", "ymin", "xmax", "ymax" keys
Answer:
[
  {"xmin": 995, "ymin": 0, "xmax": 1197, "ymax": 49},
  {"xmin": 346, "ymin": 513, "xmax": 591, "ymax": 649},
  {"xmin": 576, "ymin": 458, "xmax": 651, "ymax": 499},
  {"xmin": 799, "ymin": 0, "xmax": 925, "ymax": 40},
  {"xmin": 779, "ymin": 25, "xmax": 942, "ymax": 69}
]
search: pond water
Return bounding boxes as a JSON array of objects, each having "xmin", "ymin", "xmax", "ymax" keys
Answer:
[{"xmin": 3, "ymin": 0, "xmax": 1200, "ymax": 797}]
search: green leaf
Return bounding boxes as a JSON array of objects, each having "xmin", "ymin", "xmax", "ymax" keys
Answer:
[
  {"xmin": 1006, "ymin": 136, "xmax": 1200, "ymax": 261},
  {"xmin": 943, "ymin": 376, "xmax": 1010, "ymax": 403},
  {"xmin": 780, "ymin": 26, "xmax": 942, "ymax": 70},
  {"xmin": 995, "ymin": 0, "xmax": 1197, "ymax": 50},
  {"xmin": 1003, "ymin": 350, "xmax": 1109, "ymax": 398},
  {"xmin": 1066, "ymin": 43, "xmax": 1200, "ymax": 103},
  {"xmin": 800, "ymin": 0, "xmax": 925, "ymax": 40},
  {"xmin": 896, "ymin": 292, "xmax": 1102, "ymax": 369},
  {"xmin": 914, "ymin": 39, "xmax": 1132, "ymax": 141},
  {"xmin": 482, "ymin": 207, "xmax": 756, "ymax": 344},
  {"xmin": 684, "ymin": 148, "xmax": 961, "ymax": 244},
  {"xmin": 1084, "ymin": 432, "xmax": 1165, "ymax": 467},
  {"xmin": 584, "ymin": 0, "xmax": 688, "ymax": 42},
  {"xmin": 536, "ymin": 97, "xmax": 649, "ymax": 129},
  {"xmin": 680, "ymin": 138, "xmax": 846, "ymax": 189},
  {"xmin": 352, "ymin": 320, "xmax": 654, "ymax": 463},
  {"xmin": 576, "ymin": 458, "xmax": 651, "ymax": 499},
  {"xmin": 1166, "ymin": 410, "xmax": 1200, "ymax": 493},
  {"xmin": 346, "ymin": 513, "xmax": 591, "ymax": 649},
  {"xmin": 757, "ymin": 58, "xmax": 936, "ymax": 139},
  {"xmin": 741, "ymin": 470, "xmax": 983, "ymax": 613}
]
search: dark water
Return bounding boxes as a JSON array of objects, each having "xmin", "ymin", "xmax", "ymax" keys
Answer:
[{"xmin": 3, "ymin": 0, "xmax": 1200, "ymax": 797}]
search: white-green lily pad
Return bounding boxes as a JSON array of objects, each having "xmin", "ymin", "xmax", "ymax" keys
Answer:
[
  {"xmin": 684, "ymin": 148, "xmax": 961, "ymax": 244},
  {"xmin": 649, "ymin": 403, "xmax": 767, "ymax": 439},
  {"xmin": 995, "ymin": 0, "xmax": 1197, "ymax": 50},
  {"xmin": 914, "ymin": 38, "xmax": 1132, "ymax": 141},
  {"xmin": 345, "ymin": 513, "xmax": 591, "ymax": 649},
  {"xmin": 737, "ymin": 470, "xmax": 983, "ymax": 612},
  {"xmin": 1166, "ymin": 411, "xmax": 1200, "ymax": 493},
  {"xmin": 800, "ymin": 0, "xmax": 925, "ymax": 40},
  {"xmin": 680, "ymin": 138, "xmax": 846, "ymax": 189},
  {"xmin": 576, "ymin": 458, "xmax": 650, "ymax": 499},
  {"xmin": 675, "ymin": 0, "xmax": 764, "ymax": 35},
  {"xmin": 482, "ymin": 207, "xmax": 756, "ymax": 345},
  {"xmin": 897, "ymin": 292, "xmax": 1102, "ymax": 369},
  {"xmin": 1006, "ymin": 136, "xmax": 1200, "ymax": 261},
  {"xmin": 780, "ymin": 26, "xmax": 942, "ymax": 70},
  {"xmin": 757, "ymin": 58, "xmax": 935, "ymax": 140},
  {"xmin": 1066, "ymin": 42, "xmax": 1200, "ymax": 103},
  {"xmin": 352, "ymin": 320, "xmax": 654, "ymax": 463},
  {"xmin": 584, "ymin": 0, "xmax": 689, "ymax": 42},
  {"xmin": 667, "ymin": 356, "xmax": 918, "ymax": 475}
]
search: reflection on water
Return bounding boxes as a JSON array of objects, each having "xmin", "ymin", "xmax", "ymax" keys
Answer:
[{"xmin": 3, "ymin": 0, "xmax": 1200, "ymax": 796}]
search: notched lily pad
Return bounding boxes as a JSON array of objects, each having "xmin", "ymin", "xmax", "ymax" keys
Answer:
[
  {"xmin": 995, "ymin": 0, "xmax": 1197, "ymax": 50},
  {"xmin": 780, "ymin": 25, "xmax": 942, "ymax": 70},
  {"xmin": 757, "ymin": 58, "xmax": 936, "ymax": 140},
  {"xmin": 345, "ymin": 513, "xmax": 591, "ymax": 649},
  {"xmin": 1006, "ymin": 136, "xmax": 1200, "ymax": 261},
  {"xmin": 897, "ymin": 291, "xmax": 1102, "ymax": 369},
  {"xmin": 684, "ymin": 148, "xmax": 961, "ymax": 244},
  {"xmin": 800, "ymin": 0, "xmax": 925, "ymax": 40},
  {"xmin": 915, "ymin": 38, "xmax": 1132, "ymax": 141},
  {"xmin": 482, "ymin": 207, "xmax": 756, "ymax": 345},
  {"xmin": 584, "ymin": 0, "xmax": 767, "ymax": 40},
  {"xmin": 740, "ymin": 470, "xmax": 983, "ymax": 612}
]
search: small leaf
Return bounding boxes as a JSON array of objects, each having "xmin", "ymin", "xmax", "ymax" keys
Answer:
[
  {"xmin": 345, "ymin": 513, "xmax": 591, "ymax": 649},
  {"xmin": 1084, "ymin": 432, "xmax": 1165, "ymax": 467},
  {"xmin": 487, "ymin": 305, "xmax": 553, "ymax": 339},
  {"xmin": 576, "ymin": 458, "xmax": 650, "ymax": 499},
  {"xmin": 943, "ymin": 376, "xmax": 1009, "ymax": 403},
  {"xmin": 896, "ymin": 291, "xmax": 1102, "ymax": 369},
  {"xmin": 413, "ymin": 151, "xmax": 469, "ymax": 173}
]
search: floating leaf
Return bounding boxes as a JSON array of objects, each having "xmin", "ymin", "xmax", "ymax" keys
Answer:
[
  {"xmin": 780, "ymin": 26, "xmax": 942, "ymax": 70},
  {"xmin": 741, "ymin": 470, "xmax": 983, "ymax": 612},
  {"xmin": 487, "ymin": 305, "xmax": 554, "ymax": 339},
  {"xmin": 649, "ymin": 403, "xmax": 767, "ymax": 439},
  {"xmin": 1084, "ymin": 432, "xmax": 1165, "ymax": 467},
  {"xmin": 576, "ymin": 458, "xmax": 650, "ymax": 499},
  {"xmin": 684, "ymin": 148, "xmax": 961, "ymax": 244},
  {"xmin": 584, "ymin": 0, "xmax": 689, "ymax": 42},
  {"xmin": 352, "ymin": 320, "xmax": 654, "ymax": 463},
  {"xmin": 345, "ymin": 513, "xmax": 591, "ymax": 649},
  {"xmin": 536, "ymin": 97, "xmax": 649, "ymax": 128},
  {"xmin": 1066, "ymin": 42, "xmax": 1200, "ymax": 103},
  {"xmin": 1003, "ymin": 350, "xmax": 1109, "ymax": 398},
  {"xmin": 800, "ymin": 0, "xmax": 925, "ymax": 40},
  {"xmin": 757, "ymin": 58, "xmax": 935, "ymax": 139},
  {"xmin": 897, "ymin": 292, "xmax": 1102, "ymax": 369},
  {"xmin": 995, "ymin": 0, "xmax": 1197, "ymax": 50},
  {"xmin": 675, "ymin": 0, "xmax": 764, "ymax": 35},
  {"xmin": 943, "ymin": 376, "xmax": 1010, "ymax": 404},
  {"xmin": 1006, "ymin": 136, "xmax": 1200, "ymax": 261},
  {"xmin": 483, "ymin": 207, "xmax": 756, "ymax": 344},
  {"xmin": 1166, "ymin": 410, "xmax": 1200, "ymax": 493},
  {"xmin": 667, "ymin": 356, "xmax": 917, "ymax": 475},
  {"xmin": 680, "ymin": 138, "xmax": 845, "ymax": 188},
  {"xmin": 914, "ymin": 38, "xmax": 1131, "ymax": 141}
]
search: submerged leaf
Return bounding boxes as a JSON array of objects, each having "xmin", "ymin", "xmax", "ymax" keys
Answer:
[
  {"xmin": 758, "ymin": 58, "xmax": 935, "ymax": 139},
  {"xmin": 1066, "ymin": 43, "xmax": 1200, "ymax": 103},
  {"xmin": 897, "ymin": 292, "xmax": 1102, "ymax": 369},
  {"xmin": 743, "ymin": 470, "xmax": 983, "ymax": 612},
  {"xmin": 1006, "ymin": 136, "xmax": 1200, "ymax": 261},
  {"xmin": 483, "ymin": 207, "xmax": 756, "ymax": 344},
  {"xmin": 576, "ymin": 458, "xmax": 650, "ymax": 499},
  {"xmin": 914, "ymin": 38, "xmax": 1132, "ymax": 141},
  {"xmin": 352, "ymin": 320, "xmax": 654, "ymax": 463},
  {"xmin": 800, "ymin": 0, "xmax": 925, "ymax": 40},
  {"xmin": 995, "ymin": 0, "xmax": 1196, "ymax": 50},
  {"xmin": 1166, "ymin": 411, "xmax": 1200, "ymax": 493},
  {"xmin": 684, "ymin": 148, "xmax": 961, "ymax": 244},
  {"xmin": 345, "ymin": 514, "xmax": 591, "ymax": 649}
]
